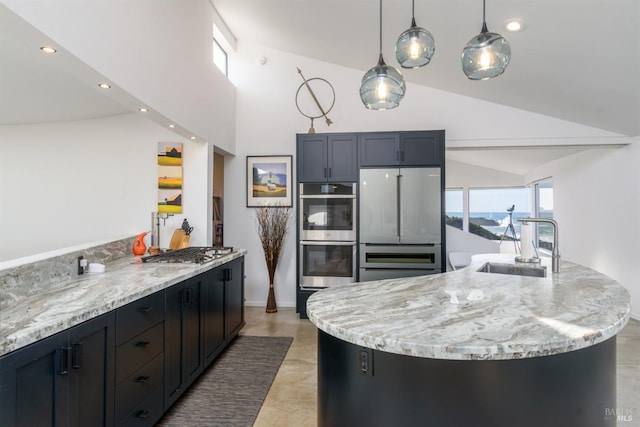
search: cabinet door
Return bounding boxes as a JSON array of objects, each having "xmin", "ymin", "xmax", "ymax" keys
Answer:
[
  {"xmin": 164, "ymin": 276, "xmax": 203, "ymax": 409},
  {"xmin": 400, "ymin": 131, "xmax": 444, "ymax": 166},
  {"xmin": 297, "ymin": 134, "xmax": 328, "ymax": 182},
  {"xmin": 224, "ymin": 258, "xmax": 245, "ymax": 339},
  {"xmin": 0, "ymin": 331, "xmax": 69, "ymax": 426},
  {"xmin": 202, "ymin": 268, "xmax": 225, "ymax": 366},
  {"xmin": 327, "ymin": 134, "xmax": 358, "ymax": 181},
  {"xmin": 68, "ymin": 312, "xmax": 115, "ymax": 427},
  {"xmin": 358, "ymin": 133, "xmax": 400, "ymax": 167}
]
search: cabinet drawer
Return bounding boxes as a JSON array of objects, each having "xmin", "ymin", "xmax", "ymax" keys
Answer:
[
  {"xmin": 115, "ymin": 353, "xmax": 164, "ymax": 422},
  {"xmin": 116, "ymin": 322, "xmax": 163, "ymax": 384},
  {"xmin": 116, "ymin": 385, "xmax": 164, "ymax": 427},
  {"xmin": 116, "ymin": 291, "xmax": 165, "ymax": 346}
]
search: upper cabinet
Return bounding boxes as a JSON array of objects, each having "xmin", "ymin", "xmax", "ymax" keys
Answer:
[
  {"xmin": 297, "ymin": 134, "xmax": 358, "ymax": 182},
  {"xmin": 359, "ymin": 130, "xmax": 444, "ymax": 167}
]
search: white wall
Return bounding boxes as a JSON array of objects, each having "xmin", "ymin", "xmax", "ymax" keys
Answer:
[
  {"xmin": 525, "ymin": 140, "xmax": 640, "ymax": 319},
  {"xmin": 225, "ymin": 41, "xmax": 623, "ymax": 308},
  {"xmin": 0, "ymin": 114, "xmax": 209, "ymax": 262}
]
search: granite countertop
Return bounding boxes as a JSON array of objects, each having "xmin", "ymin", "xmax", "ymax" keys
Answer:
[
  {"xmin": 0, "ymin": 250, "xmax": 246, "ymax": 357},
  {"xmin": 307, "ymin": 254, "xmax": 631, "ymax": 361}
]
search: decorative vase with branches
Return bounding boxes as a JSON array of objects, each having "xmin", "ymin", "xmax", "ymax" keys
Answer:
[{"xmin": 255, "ymin": 205, "xmax": 291, "ymax": 313}]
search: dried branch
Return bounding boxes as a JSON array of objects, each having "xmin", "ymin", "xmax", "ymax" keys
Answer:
[{"xmin": 255, "ymin": 205, "xmax": 292, "ymax": 283}]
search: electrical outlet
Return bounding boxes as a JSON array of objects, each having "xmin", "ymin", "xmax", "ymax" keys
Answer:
[
  {"xmin": 77, "ymin": 256, "xmax": 84, "ymax": 275},
  {"xmin": 358, "ymin": 348, "xmax": 373, "ymax": 376}
]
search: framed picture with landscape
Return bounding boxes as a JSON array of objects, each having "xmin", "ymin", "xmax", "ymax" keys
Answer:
[{"xmin": 246, "ymin": 155, "xmax": 292, "ymax": 207}]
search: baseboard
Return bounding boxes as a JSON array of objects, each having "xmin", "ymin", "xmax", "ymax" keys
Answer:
[{"xmin": 245, "ymin": 300, "xmax": 296, "ymax": 308}]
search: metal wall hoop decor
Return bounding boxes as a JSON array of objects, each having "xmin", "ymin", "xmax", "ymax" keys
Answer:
[{"xmin": 295, "ymin": 67, "xmax": 335, "ymax": 133}]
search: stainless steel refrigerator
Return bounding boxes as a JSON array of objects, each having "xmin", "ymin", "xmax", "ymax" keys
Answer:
[{"xmin": 359, "ymin": 167, "xmax": 442, "ymax": 281}]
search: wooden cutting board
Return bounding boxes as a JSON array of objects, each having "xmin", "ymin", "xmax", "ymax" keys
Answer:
[{"xmin": 169, "ymin": 229, "xmax": 190, "ymax": 250}]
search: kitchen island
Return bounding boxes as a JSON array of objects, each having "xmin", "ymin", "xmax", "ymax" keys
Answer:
[{"xmin": 307, "ymin": 254, "xmax": 631, "ymax": 427}]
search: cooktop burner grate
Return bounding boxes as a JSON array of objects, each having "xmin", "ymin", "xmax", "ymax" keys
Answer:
[{"xmin": 141, "ymin": 246, "xmax": 234, "ymax": 264}]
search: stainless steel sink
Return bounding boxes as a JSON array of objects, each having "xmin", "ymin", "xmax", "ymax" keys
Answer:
[{"xmin": 477, "ymin": 262, "xmax": 547, "ymax": 278}]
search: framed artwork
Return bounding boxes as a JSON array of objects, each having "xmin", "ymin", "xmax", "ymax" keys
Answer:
[
  {"xmin": 158, "ymin": 142, "xmax": 183, "ymax": 214},
  {"xmin": 246, "ymin": 155, "xmax": 293, "ymax": 207}
]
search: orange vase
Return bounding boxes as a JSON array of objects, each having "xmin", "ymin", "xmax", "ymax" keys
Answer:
[{"xmin": 132, "ymin": 232, "xmax": 148, "ymax": 256}]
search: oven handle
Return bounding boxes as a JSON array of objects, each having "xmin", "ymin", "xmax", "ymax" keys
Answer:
[
  {"xmin": 300, "ymin": 241, "xmax": 357, "ymax": 246},
  {"xmin": 299, "ymin": 194, "xmax": 356, "ymax": 199}
]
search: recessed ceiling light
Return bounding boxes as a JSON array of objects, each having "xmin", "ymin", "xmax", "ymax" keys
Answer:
[
  {"xmin": 139, "ymin": 107, "xmax": 148, "ymax": 113},
  {"xmin": 98, "ymin": 82, "xmax": 111, "ymax": 89},
  {"xmin": 168, "ymin": 124, "xmax": 176, "ymax": 128},
  {"xmin": 40, "ymin": 46, "xmax": 57, "ymax": 54},
  {"xmin": 190, "ymin": 136, "xmax": 197, "ymax": 140},
  {"xmin": 505, "ymin": 18, "xmax": 526, "ymax": 32}
]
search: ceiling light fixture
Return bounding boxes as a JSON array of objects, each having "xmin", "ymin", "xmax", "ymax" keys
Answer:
[
  {"xmin": 461, "ymin": 0, "xmax": 511, "ymax": 80},
  {"xmin": 168, "ymin": 124, "xmax": 176, "ymax": 128},
  {"xmin": 359, "ymin": 0, "xmax": 406, "ymax": 110},
  {"xmin": 504, "ymin": 18, "xmax": 526, "ymax": 32},
  {"xmin": 40, "ymin": 46, "xmax": 57, "ymax": 54},
  {"xmin": 139, "ymin": 107, "xmax": 148, "ymax": 113},
  {"xmin": 98, "ymin": 82, "xmax": 111, "ymax": 89},
  {"xmin": 395, "ymin": 0, "xmax": 435, "ymax": 68}
]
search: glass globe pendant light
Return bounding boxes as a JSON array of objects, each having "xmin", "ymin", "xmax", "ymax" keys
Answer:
[
  {"xmin": 395, "ymin": 0, "xmax": 435, "ymax": 68},
  {"xmin": 461, "ymin": 0, "xmax": 511, "ymax": 80},
  {"xmin": 360, "ymin": 0, "xmax": 406, "ymax": 110}
]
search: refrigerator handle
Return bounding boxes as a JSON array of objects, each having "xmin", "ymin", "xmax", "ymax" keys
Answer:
[{"xmin": 397, "ymin": 174, "xmax": 403, "ymax": 237}]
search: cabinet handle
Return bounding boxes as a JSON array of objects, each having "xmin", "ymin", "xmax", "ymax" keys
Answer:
[
  {"xmin": 223, "ymin": 268, "xmax": 232, "ymax": 282},
  {"xmin": 136, "ymin": 375, "xmax": 150, "ymax": 383},
  {"xmin": 328, "ymin": 167, "xmax": 332, "ymax": 177},
  {"xmin": 324, "ymin": 167, "xmax": 327, "ymax": 178},
  {"xmin": 137, "ymin": 306, "xmax": 152, "ymax": 313},
  {"xmin": 135, "ymin": 341, "xmax": 150, "ymax": 348},
  {"xmin": 71, "ymin": 342, "xmax": 82, "ymax": 370},
  {"xmin": 182, "ymin": 287, "xmax": 193, "ymax": 305},
  {"xmin": 136, "ymin": 410, "xmax": 149, "ymax": 419},
  {"xmin": 57, "ymin": 347, "xmax": 71, "ymax": 375}
]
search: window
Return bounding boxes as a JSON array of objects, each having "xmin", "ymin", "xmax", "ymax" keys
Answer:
[
  {"xmin": 534, "ymin": 179, "xmax": 554, "ymax": 250},
  {"xmin": 445, "ymin": 189, "xmax": 463, "ymax": 230},
  {"xmin": 213, "ymin": 38, "xmax": 228, "ymax": 76},
  {"xmin": 468, "ymin": 187, "xmax": 530, "ymax": 241}
]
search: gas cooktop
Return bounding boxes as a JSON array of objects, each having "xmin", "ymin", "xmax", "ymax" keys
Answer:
[{"xmin": 141, "ymin": 247, "xmax": 234, "ymax": 264}]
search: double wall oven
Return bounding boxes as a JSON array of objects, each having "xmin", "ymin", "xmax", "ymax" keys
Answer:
[{"xmin": 299, "ymin": 183, "xmax": 357, "ymax": 289}]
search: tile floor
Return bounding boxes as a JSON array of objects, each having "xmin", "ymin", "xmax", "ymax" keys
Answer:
[{"xmin": 243, "ymin": 306, "xmax": 640, "ymax": 426}]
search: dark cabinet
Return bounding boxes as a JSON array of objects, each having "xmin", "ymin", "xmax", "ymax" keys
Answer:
[
  {"xmin": 297, "ymin": 134, "xmax": 358, "ymax": 182},
  {"xmin": 202, "ymin": 269, "xmax": 225, "ymax": 366},
  {"xmin": 114, "ymin": 291, "xmax": 165, "ymax": 426},
  {"xmin": 164, "ymin": 275, "xmax": 203, "ymax": 409},
  {"xmin": 359, "ymin": 130, "xmax": 444, "ymax": 167},
  {"xmin": 224, "ymin": 257, "xmax": 245, "ymax": 338},
  {"xmin": 0, "ymin": 312, "xmax": 115, "ymax": 427},
  {"xmin": 202, "ymin": 257, "xmax": 245, "ymax": 366}
]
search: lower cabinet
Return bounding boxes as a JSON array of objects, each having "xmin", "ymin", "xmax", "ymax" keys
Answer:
[
  {"xmin": 0, "ymin": 255, "xmax": 245, "ymax": 427},
  {"xmin": 202, "ymin": 257, "xmax": 245, "ymax": 366},
  {"xmin": 0, "ymin": 312, "xmax": 115, "ymax": 427},
  {"xmin": 164, "ymin": 274, "xmax": 204, "ymax": 409}
]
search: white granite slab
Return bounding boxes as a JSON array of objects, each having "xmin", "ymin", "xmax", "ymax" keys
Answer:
[
  {"xmin": 0, "ymin": 250, "xmax": 246, "ymax": 356},
  {"xmin": 307, "ymin": 254, "xmax": 631, "ymax": 360}
]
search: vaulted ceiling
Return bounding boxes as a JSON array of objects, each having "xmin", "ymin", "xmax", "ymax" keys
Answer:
[{"xmin": 211, "ymin": 0, "xmax": 639, "ymax": 137}]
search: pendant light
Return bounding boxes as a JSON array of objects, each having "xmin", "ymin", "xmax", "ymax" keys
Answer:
[
  {"xmin": 461, "ymin": 0, "xmax": 511, "ymax": 80},
  {"xmin": 360, "ymin": 0, "xmax": 406, "ymax": 110},
  {"xmin": 395, "ymin": 0, "xmax": 435, "ymax": 68}
]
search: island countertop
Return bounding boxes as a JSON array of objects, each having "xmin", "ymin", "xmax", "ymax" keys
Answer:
[
  {"xmin": 0, "ymin": 249, "xmax": 246, "ymax": 357},
  {"xmin": 306, "ymin": 254, "xmax": 631, "ymax": 360}
]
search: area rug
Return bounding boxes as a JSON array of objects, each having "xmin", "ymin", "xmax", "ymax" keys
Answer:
[{"xmin": 157, "ymin": 335, "xmax": 293, "ymax": 427}]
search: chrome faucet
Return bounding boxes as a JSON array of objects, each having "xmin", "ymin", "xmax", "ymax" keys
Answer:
[{"xmin": 518, "ymin": 218, "xmax": 560, "ymax": 273}]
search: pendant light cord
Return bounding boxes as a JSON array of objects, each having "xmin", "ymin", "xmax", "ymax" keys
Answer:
[
  {"xmin": 379, "ymin": 0, "xmax": 383, "ymax": 55},
  {"xmin": 481, "ymin": 0, "xmax": 488, "ymax": 33}
]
